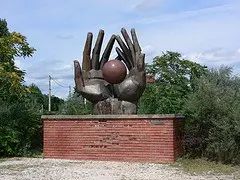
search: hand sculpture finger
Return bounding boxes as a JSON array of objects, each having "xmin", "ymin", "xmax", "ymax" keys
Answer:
[
  {"xmin": 130, "ymin": 28, "xmax": 141, "ymax": 53},
  {"xmin": 92, "ymin": 29, "xmax": 104, "ymax": 70},
  {"xmin": 74, "ymin": 60, "xmax": 84, "ymax": 91},
  {"xmin": 121, "ymin": 28, "xmax": 136, "ymax": 66},
  {"xmin": 137, "ymin": 53, "xmax": 145, "ymax": 71},
  {"xmin": 75, "ymin": 32, "xmax": 93, "ymax": 91},
  {"xmin": 115, "ymin": 28, "xmax": 145, "ymax": 71},
  {"xmin": 115, "ymin": 35, "xmax": 133, "ymax": 67},
  {"xmin": 116, "ymin": 47, "xmax": 132, "ymax": 70},
  {"xmin": 130, "ymin": 28, "xmax": 145, "ymax": 71},
  {"xmin": 99, "ymin": 35, "xmax": 116, "ymax": 69},
  {"xmin": 82, "ymin": 32, "xmax": 93, "ymax": 77}
]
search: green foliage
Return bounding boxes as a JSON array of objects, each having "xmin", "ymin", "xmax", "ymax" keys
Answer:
[
  {"xmin": 184, "ymin": 66, "xmax": 240, "ymax": 164},
  {"xmin": 0, "ymin": 100, "xmax": 42, "ymax": 156},
  {"xmin": 60, "ymin": 93, "xmax": 92, "ymax": 115},
  {"xmin": 172, "ymin": 158, "xmax": 240, "ymax": 175},
  {"xmin": 0, "ymin": 84, "xmax": 44, "ymax": 157},
  {"xmin": 138, "ymin": 51, "xmax": 207, "ymax": 114},
  {"xmin": 42, "ymin": 95, "xmax": 64, "ymax": 113},
  {"xmin": 0, "ymin": 19, "xmax": 41, "ymax": 157},
  {"xmin": 22, "ymin": 84, "xmax": 64, "ymax": 114},
  {"xmin": 50, "ymin": 95, "xmax": 64, "ymax": 112},
  {"xmin": 0, "ymin": 18, "xmax": 35, "ymax": 103},
  {"xmin": 138, "ymin": 51, "xmax": 240, "ymax": 164},
  {"xmin": 0, "ymin": 19, "xmax": 10, "ymax": 37},
  {"xmin": 0, "ymin": 62, "xmax": 28, "ymax": 102},
  {"xmin": 0, "ymin": 18, "xmax": 35, "ymax": 62}
]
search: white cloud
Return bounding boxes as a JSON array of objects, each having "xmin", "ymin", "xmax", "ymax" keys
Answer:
[
  {"xmin": 183, "ymin": 48, "xmax": 240, "ymax": 67},
  {"xmin": 135, "ymin": 4, "xmax": 234, "ymax": 24},
  {"xmin": 55, "ymin": 64, "xmax": 73, "ymax": 71},
  {"xmin": 142, "ymin": 45, "xmax": 157, "ymax": 62},
  {"xmin": 134, "ymin": 0, "xmax": 162, "ymax": 11}
]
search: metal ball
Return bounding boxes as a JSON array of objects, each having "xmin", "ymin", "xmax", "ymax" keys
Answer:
[{"xmin": 102, "ymin": 60, "xmax": 127, "ymax": 84}]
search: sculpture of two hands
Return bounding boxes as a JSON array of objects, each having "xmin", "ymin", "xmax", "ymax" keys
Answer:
[{"xmin": 74, "ymin": 28, "xmax": 146, "ymax": 114}]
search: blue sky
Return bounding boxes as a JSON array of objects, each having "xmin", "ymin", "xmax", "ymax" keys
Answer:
[{"xmin": 2, "ymin": 0, "xmax": 240, "ymax": 98}]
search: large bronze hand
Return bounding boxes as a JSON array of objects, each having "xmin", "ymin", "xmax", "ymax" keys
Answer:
[
  {"xmin": 115, "ymin": 28, "xmax": 146, "ymax": 103},
  {"xmin": 74, "ymin": 30, "xmax": 115, "ymax": 103}
]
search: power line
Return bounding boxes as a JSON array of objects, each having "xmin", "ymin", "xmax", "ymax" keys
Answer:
[
  {"xmin": 51, "ymin": 77, "xmax": 69, "ymax": 88},
  {"xmin": 48, "ymin": 75, "xmax": 72, "ymax": 112},
  {"xmin": 48, "ymin": 75, "xmax": 51, "ymax": 112},
  {"xmin": 51, "ymin": 76, "xmax": 72, "ymax": 97}
]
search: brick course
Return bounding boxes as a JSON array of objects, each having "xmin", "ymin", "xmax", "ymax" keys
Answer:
[{"xmin": 42, "ymin": 115, "xmax": 184, "ymax": 163}]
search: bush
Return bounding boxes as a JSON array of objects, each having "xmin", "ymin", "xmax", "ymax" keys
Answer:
[
  {"xmin": 0, "ymin": 101, "xmax": 42, "ymax": 156},
  {"xmin": 59, "ymin": 94, "xmax": 92, "ymax": 115},
  {"xmin": 184, "ymin": 66, "xmax": 240, "ymax": 164}
]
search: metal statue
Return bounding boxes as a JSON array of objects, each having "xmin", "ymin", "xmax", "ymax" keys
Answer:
[{"xmin": 74, "ymin": 28, "xmax": 146, "ymax": 114}]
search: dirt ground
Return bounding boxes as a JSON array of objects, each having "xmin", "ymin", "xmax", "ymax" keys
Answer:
[{"xmin": 0, "ymin": 158, "xmax": 239, "ymax": 180}]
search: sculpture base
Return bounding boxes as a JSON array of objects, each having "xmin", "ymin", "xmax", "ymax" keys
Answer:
[{"xmin": 42, "ymin": 114, "xmax": 184, "ymax": 163}]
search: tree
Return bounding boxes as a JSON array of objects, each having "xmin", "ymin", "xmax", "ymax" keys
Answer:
[
  {"xmin": 42, "ymin": 94, "xmax": 64, "ymax": 113},
  {"xmin": 59, "ymin": 93, "xmax": 92, "ymax": 115},
  {"xmin": 24, "ymin": 84, "xmax": 44, "ymax": 112},
  {"xmin": 138, "ymin": 51, "xmax": 207, "ymax": 114},
  {"xmin": 0, "ymin": 19, "xmax": 9, "ymax": 37},
  {"xmin": 0, "ymin": 18, "xmax": 35, "ymax": 102},
  {"xmin": 0, "ymin": 19, "xmax": 35, "ymax": 62},
  {"xmin": 184, "ymin": 66, "xmax": 240, "ymax": 164},
  {"xmin": 0, "ymin": 19, "xmax": 40, "ymax": 156}
]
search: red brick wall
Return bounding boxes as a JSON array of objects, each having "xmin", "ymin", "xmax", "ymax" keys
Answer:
[{"xmin": 43, "ymin": 115, "xmax": 184, "ymax": 163}]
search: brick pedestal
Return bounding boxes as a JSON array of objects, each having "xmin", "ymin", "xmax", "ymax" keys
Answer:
[{"xmin": 42, "ymin": 114, "xmax": 184, "ymax": 163}]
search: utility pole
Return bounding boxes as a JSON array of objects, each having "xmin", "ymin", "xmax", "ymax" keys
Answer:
[
  {"xmin": 68, "ymin": 86, "xmax": 71, "ymax": 98},
  {"xmin": 48, "ymin": 75, "xmax": 51, "ymax": 112}
]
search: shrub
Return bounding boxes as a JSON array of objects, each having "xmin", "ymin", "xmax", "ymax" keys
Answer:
[
  {"xmin": 184, "ymin": 66, "xmax": 240, "ymax": 164},
  {"xmin": 0, "ymin": 101, "xmax": 42, "ymax": 156},
  {"xmin": 59, "ymin": 94, "xmax": 92, "ymax": 115}
]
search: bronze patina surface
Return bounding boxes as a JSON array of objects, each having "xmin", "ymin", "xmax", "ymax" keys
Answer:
[{"xmin": 74, "ymin": 28, "xmax": 145, "ymax": 114}]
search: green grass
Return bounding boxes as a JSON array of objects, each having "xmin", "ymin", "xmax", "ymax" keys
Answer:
[
  {"xmin": 24, "ymin": 152, "xmax": 43, "ymax": 158},
  {"xmin": 0, "ymin": 151, "xmax": 43, "ymax": 163},
  {"xmin": 171, "ymin": 158, "xmax": 240, "ymax": 175}
]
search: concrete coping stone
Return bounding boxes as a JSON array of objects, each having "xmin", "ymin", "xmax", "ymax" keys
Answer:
[{"xmin": 41, "ymin": 114, "xmax": 184, "ymax": 120}]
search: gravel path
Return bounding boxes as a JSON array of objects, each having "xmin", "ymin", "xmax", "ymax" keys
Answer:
[{"xmin": 0, "ymin": 158, "xmax": 239, "ymax": 180}]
